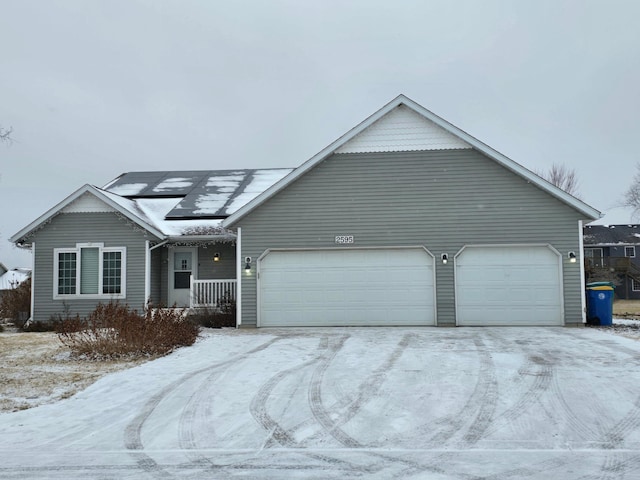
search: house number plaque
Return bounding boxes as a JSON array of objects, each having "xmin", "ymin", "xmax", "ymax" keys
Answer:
[{"xmin": 335, "ymin": 235, "xmax": 354, "ymax": 244}]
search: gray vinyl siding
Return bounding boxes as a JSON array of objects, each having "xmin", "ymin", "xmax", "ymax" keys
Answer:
[
  {"xmin": 235, "ymin": 150, "xmax": 590, "ymax": 327},
  {"xmin": 30, "ymin": 212, "xmax": 157, "ymax": 322},
  {"xmin": 149, "ymin": 248, "xmax": 163, "ymax": 305},
  {"xmin": 196, "ymin": 242, "xmax": 237, "ymax": 280}
]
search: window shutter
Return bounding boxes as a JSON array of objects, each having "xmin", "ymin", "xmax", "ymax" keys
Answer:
[{"xmin": 80, "ymin": 247, "xmax": 99, "ymax": 294}]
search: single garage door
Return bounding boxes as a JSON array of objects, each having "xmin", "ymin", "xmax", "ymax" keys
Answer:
[
  {"xmin": 455, "ymin": 245, "xmax": 563, "ymax": 326},
  {"xmin": 259, "ymin": 248, "xmax": 435, "ymax": 327}
]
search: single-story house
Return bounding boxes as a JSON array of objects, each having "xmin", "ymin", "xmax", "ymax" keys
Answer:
[
  {"xmin": 583, "ymin": 224, "xmax": 640, "ymax": 299},
  {"xmin": 11, "ymin": 94, "xmax": 600, "ymax": 326}
]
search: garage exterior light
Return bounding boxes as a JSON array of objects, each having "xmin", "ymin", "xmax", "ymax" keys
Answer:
[
  {"xmin": 568, "ymin": 251, "xmax": 577, "ymax": 263},
  {"xmin": 441, "ymin": 253, "xmax": 449, "ymax": 264},
  {"xmin": 244, "ymin": 256, "xmax": 252, "ymax": 273}
]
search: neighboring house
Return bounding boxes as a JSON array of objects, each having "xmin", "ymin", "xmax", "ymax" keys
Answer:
[
  {"xmin": 583, "ymin": 224, "xmax": 640, "ymax": 299},
  {"xmin": 10, "ymin": 169, "xmax": 292, "ymax": 323},
  {"xmin": 11, "ymin": 94, "xmax": 601, "ymax": 327},
  {"xmin": 0, "ymin": 267, "xmax": 30, "ymax": 301}
]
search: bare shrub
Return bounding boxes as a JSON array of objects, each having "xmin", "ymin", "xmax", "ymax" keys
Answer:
[
  {"xmin": 56, "ymin": 302, "xmax": 199, "ymax": 358},
  {"xmin": 189, "ymin": 295, "xmax": 236, "ymax": 328},
  {"xmin": 0, "ymin": 278, "xmax": 31, "ymax": 326}
]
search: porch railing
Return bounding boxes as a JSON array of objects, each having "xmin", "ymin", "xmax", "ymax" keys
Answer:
[{"xmin": 190, "ymin": 278, "xmax": 237, "ymax": 308}]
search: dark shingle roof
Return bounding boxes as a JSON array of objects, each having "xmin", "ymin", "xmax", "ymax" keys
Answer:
[
  {"xmin": 583, "ymin": 224, "xmax": 640, "ymax": 246},
  {"xmin": 103, "ymin": 169, "xmax": 292, "ymax": 219}
]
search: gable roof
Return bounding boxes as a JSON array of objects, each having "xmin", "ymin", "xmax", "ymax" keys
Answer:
[
  {"xmin": 11, "ymin": 169, "xmax": 293, "ymax": 246},
  {"xmin": 583, "ymin": 224, "xmax": 640, "ymax": 246},
  {"xmin": 10, "ymin": 185, "xmax": 167, "ymax": 245},
  {"xmin": 223, "ymin": 94, "xmax": 601, "ymax": 227}
]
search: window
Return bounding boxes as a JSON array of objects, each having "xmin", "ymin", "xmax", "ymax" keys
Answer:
[
  {"xmin": 633, "ymin": 278, "xmax": 640, "ymax": 292},
  {"xmin": 584, "ymin": 248, "xmax": 603, "ymax": 267},
  {"xmin": 625, "ymin": 246, "xmax": 636, "ymax": 258},
  {"xmin": 54, "ymin": 244, "xmax": 126, "ymax": 298}
]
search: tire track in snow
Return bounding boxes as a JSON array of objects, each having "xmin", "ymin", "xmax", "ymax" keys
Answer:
[
  {"xmin": 382, "ymin": 334, "xmax": 496, "ymax": 449},
  {"xmin": 426, "ymin": 336, "xmax": 498, "ymax": 446},
  {"xmin": 462, "ymin": 337, "xmax": 500, "ymax": 444},
  {"xmin": 306, "ymin": 334, "xmax": 361, "ymax": 447},
  {"xmin": 601, "ymin": 395, "xmax": 640, "ymax": 449},
  {"xmin": 576, "ymin": 452, "xmax": 640, "ymax": 480},
  {"xmin": 330, "ymin": 334, "xmax": 412, "ymax": 434},
  {"xmin": 123, "ymin": 336, "xmax": 282, "ymax": 478},
  {"xmin": 482, "ymin": 354, "xmax": 554, "ymax": 438},
  {"xmin": 548, "ymin": 371, "xmax": 602, "ymax": 442},
  {"xmin": 249, "ymin": 336, "xmax": 328, "ymax": 448},
  {"xmin": 245, "ymin": 334, "xmax": 375, "ymax": 474}
]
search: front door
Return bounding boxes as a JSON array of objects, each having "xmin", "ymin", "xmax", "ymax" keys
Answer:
[{"xmin": 169, "ymin": 247, "xmax": 198, "ymax": 307}]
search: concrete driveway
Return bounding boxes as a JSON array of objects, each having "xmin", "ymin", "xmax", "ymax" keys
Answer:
[{"xmin": 1, "ymin": 327, "xmax": 640, "ymax": 479}]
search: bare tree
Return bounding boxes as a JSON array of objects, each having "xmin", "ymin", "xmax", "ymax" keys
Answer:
[
  {"xmin": 621, "ymin": 163, "xmax": 640, "ymax": 220},
  {"xmin": 536, "ymin": 163, "xmax": 581, "ymax": 198},
  {"xmin": 0, "ymin": 125, "xmax": 13, "ymax": 145}
]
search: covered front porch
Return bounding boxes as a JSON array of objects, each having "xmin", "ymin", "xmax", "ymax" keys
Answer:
[{"xmin": 148, "ymin": 240, "xmax": 238, "ymax": 309}]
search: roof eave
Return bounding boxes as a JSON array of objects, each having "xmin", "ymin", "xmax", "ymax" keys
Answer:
[
  {"xmin": 10, "ymin": 184, "xmax": 167, "ymax": 244},
  {"xmin": 166, "ymin": 234, "xmax": 236, "ymax": 244}
]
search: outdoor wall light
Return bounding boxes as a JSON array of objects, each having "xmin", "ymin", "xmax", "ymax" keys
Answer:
[
  {"xmin": 568, "ymin": 251, "xmax": 577, "ymax": 263},
  {"xmin": 213, "ymin": 253, "xmax": 220, "ymax": 262},
  {"xmin": 441, "ymin": 253, "xmax": 449, "ymax": 265},
  {"xmin": 244, "ymin": 256, "xmax": 252, "ymax": 273}
]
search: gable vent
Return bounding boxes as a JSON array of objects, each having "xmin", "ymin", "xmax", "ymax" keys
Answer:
[{"xmin": 336, "ymin": 105, "xmax": 471, "ymax": 154}]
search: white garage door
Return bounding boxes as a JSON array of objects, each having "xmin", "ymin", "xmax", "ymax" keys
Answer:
[
  {"xmin": 455, "ymin": 245, "xmax": 563, "ymax": 326},
  {"xmin": 259, "ymin": 248, "xmax": 435, "ymax": 327}
]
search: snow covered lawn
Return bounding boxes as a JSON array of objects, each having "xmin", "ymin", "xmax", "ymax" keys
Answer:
[
  {"xmin": 0, "ymin": 330, "xmax": 146, "ymax": 413},
  {"xmin": 1, "ymin": 326, "xmax": 640, "ymax": 479}
]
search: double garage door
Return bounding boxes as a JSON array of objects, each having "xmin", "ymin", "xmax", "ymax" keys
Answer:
[{"xmin": 258, "ymin": 246, "xmax": 563, "ymax": 327}]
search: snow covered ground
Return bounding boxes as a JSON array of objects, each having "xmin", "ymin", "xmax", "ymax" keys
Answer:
[{"xmin": 1, "ymin": 326, "xmax": 640, "ymax": 479}]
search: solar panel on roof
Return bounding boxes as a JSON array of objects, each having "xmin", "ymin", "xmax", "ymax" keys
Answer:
[{"xmin": 103, "ymin": 168, "xmax": 293, "ymax": 219}]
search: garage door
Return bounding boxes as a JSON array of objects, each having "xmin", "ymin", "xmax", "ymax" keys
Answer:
[
  {"xmin": 455, "ymin": 245, "xmax": 563, "ymax": 326},
  {"xmin": 259, "ymin": 248, "xmax": 435, "ymax": 327}
]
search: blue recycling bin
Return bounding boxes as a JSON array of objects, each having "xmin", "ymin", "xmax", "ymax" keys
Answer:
[{"xmin": 586, "ymin": 283, "xmax": 615, "ymax": 326}]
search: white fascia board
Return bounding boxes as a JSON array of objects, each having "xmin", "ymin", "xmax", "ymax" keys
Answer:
[
  {"xmin": 10, "ymin": 184, "xmax": 166, "ymax": 244},
  {"xmin": 223, "ymin": 94, "xmax": 600, "ymax": 227}
]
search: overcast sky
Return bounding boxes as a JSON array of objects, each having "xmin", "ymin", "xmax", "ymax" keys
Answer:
[{"xmin": 1, "ymin": 0, "xmax": 639, "ymax": 269}]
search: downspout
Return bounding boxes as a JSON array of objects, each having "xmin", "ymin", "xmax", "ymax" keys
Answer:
[
  {"xmin": 578, "ymin": 220, "xmax": 587, "ymax": 324},
  {"xmin": 144, "ymin": 240, "xmax": 150, "ymax": 309},
  {"xmin": 29, "ymin": 242, "xmax": 35, "ymax": 322},
  {"xmin": 236, "ymin": 227, "xmax": 242, "ymax": 328}
]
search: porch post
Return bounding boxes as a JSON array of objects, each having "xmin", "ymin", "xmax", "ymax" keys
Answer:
[
  {"xmin": 236, "ymin": 227, "xmax": 242, "ymax": 328},
  {"xmin": 144, "ymin": 240, "xmax": 150, "ymax": 310},
  {"xmin": 578, "ymin": 220, "xmax": 587, "ymax": 324}
]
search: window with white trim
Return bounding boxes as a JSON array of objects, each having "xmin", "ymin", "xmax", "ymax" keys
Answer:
[
  {"xmin": 625, "ymin": 246, "xmax": 636, "ymax": 258},
  {"xmin": 633, "ymin": 278, "xmax": 640, "ymax": 292},
  {"xmin": 54, "ymin": 244, "xmax": 126, "ymax": 298}
]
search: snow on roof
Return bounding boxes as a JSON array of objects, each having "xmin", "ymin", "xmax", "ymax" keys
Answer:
[
  {"xmin": 134, "ymin": 198, "xmax": 227, "ymax": 236},
  {"xmin": 153, "ymin": 177, "xmax": 194, "ymax": 193},
  {"xmin": 583, "ymin": 224, "xmax": 640, "ymax": 245},
  {"xmin": 225, "ymin": 169, "xmax": 292, "ymax": 214},
  {"xmin": 103, "ymin": 169, "xmax": 293, "ymax": 219},
  {"xmin": 0, "ymin": 269, "xmax": 29, "ymax": 290},
  {"xmin": 106, "ymin": 183, "xmax": 148, "ymax": 196}
]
